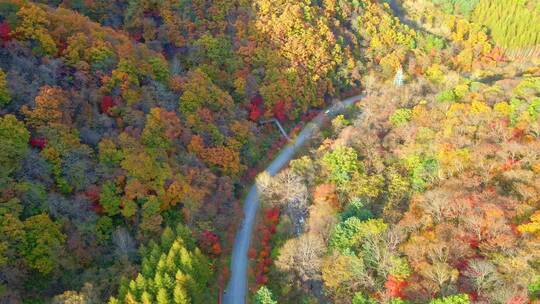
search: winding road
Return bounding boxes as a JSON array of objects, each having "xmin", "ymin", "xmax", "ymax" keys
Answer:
[{"xmin": 223, "ymin": 94, "xmax": 364, "ymax": 304}]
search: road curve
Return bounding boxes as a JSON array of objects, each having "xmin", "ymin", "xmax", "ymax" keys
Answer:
[{"xmin": 223, "ymin": 94, "xmax": 364, "ymax": 304}]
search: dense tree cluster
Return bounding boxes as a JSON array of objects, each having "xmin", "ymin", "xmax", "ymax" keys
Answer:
[
  {"xmin": 427, "ymin": 0, "xmax": 540, "ymax": 51},
  {"xmin": 406, "ymin": 0, "xmax": 540, "ymax": 58},
  {"xmin": 254, "ymin": 1, "xmax": 540, "ymax": 303},
  {"xmin": 473, "ymin": 0, "xmax": 540, "ymax": 50},
  {"xmin": 0, "ymin": 0, "xmax": 539, "ymax": 302},
  {"xmin": 0, "ymin": 1, "xmax": 242, "ymax": 301},
  {"xmin": 0, "ymin": 0, "xmax": 391, "ymax": 300},
  {"xmin": 262, "ymin": 68, "xmax": 540, "ymax": 303},
  {"xmin": 109, "ymin": 225, "xmax": 213, "ymax": 303}
]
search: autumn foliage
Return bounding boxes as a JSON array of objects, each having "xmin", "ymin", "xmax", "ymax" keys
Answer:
[
  {"xmin": 29, "ymin": 137, "xmax": 46, "ymax": 149},
  {"xmin": 199, "ymin": 230, "xmax": 222, "ymax": 256},
  {"xmin": 252, "ymin": 208, "xmax": 280, "ymax": 287},
  {"xmin": 385, "ymin": 275, "xmax": 407, "ymax": 299},
  {"xmin": 0, "ymin": 0, "xmax": 539, "ymax": 302},
  {"xmin": 0, "ymin": 21, "xmax": 11, "ymax": 42},
  {"xmin": 249, "ymin": 95, "xmax": 265, "ymax": 121},
  {"xmin": 100, "ymin": 96, "xmax": 115, "ymax": 114}
]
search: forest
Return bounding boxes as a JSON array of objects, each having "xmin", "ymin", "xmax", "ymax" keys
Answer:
[{"xmin": 0, "ymin": 0, "xmax": 539, "ymax": 303}]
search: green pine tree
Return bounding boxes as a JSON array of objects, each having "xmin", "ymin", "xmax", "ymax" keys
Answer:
[
  {"xmin": 111, "ymin": 225, "xmax": 214, "ymax": 303},
  {"xmin": 173, "ymin": 283, "xmax": 189, "ymax": 304},
  {"xmin": 254, "ymin": 286, "xmax": 277, "ymax": 304},
  {"xmin": 141, "ymin": 291, "xmax": 153, "ymax": 304},
  {"xmin": 156, "ymin": 288, "xmax": 170, "ymax": 304}
]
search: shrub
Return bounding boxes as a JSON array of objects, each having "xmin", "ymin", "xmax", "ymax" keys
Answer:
[
  {"xmin": 389, "ymin": 108, "xmax": 413, "ymax": 126},
  {"xmin": 437, "ymin": 90, "xmax": 457, "ymax": 103}
]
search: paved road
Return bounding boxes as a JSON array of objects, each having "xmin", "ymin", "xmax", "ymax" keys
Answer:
[{"xmin": 223, "ymin": 94, "xmax": 364, "ymax": 304}]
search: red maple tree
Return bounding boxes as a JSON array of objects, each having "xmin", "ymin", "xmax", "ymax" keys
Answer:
[
  {"xmin": 0, "ymin": 21, "xmax": 11, "ymax": 42},
  {"xmin": 273, "ymin": 100, "xmax": 286, "ymax": 122},
  {"xmin": 199, "ymin": 230, "xmax": 222, "ymax": 256},
  {"xmin": 29, "ymin": 137, "xmax": 47, "ymax": 149},
  {"xmin": 100, "ymin": 96, "xmax": 115, "ymax": 114},
  {"xmin": 249, "ymin": 95, "xmax": 265, "ymax": 121},
  {"xmin": 384, "ymin": 275, "xmax": 407, "ymax": 299}
]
